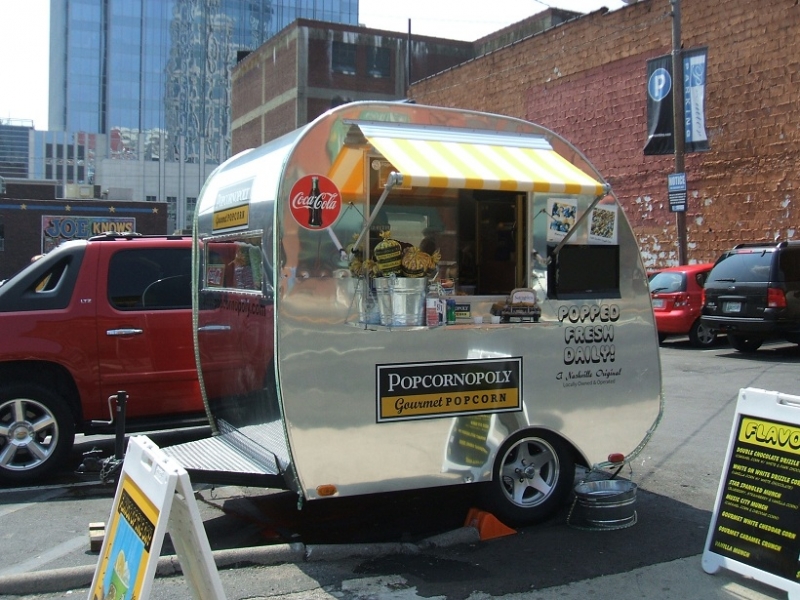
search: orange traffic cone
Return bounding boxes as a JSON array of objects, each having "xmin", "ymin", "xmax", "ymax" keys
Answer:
[{"xmin": 464, "ymin": 508, "xmax": 516, "ymax": 540}]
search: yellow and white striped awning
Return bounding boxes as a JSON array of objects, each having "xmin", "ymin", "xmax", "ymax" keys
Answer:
[
  {"xmin": 328, "ymin": 145, "xmax": 365, "ymax": 200},
  {"xmin": 353, "ymin": 122, "xmax": 607, "ymax": 197}
]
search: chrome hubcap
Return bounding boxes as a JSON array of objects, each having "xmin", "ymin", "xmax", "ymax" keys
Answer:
[{"xmin": 0, "ymin": 399, "xmax": 58, "ymax": 471}]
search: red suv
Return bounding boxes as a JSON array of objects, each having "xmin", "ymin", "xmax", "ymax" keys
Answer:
[
  {"xmin": 649, "ymin": 263, "xmax": 717, "ymax": 347},
  {"xmin": 0, "ymin": 234, "xmax": 208, "ymax": 483}
]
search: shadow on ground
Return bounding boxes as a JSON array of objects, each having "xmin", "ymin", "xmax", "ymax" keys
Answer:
[{"xmin": 174, "ymin": 482, "xmax": 710, "ymax": 600}]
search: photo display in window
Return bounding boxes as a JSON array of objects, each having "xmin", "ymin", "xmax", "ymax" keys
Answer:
[
  {"xmin": 589, "ymin": 203, "xmax": 618, "ymax": 245},
  {"xmin": 546, "ymin": 198, "xmax": 577, "ymax": 243}
]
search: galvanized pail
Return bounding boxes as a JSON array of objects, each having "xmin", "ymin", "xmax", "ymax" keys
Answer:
[
  {"xmin": 568, "ymin": 479, "xmax": 638, "ymax": 530},
  {"xmin": 352, "ymin": 279, "xmax": 381, "ymax": 324},
  {"xmin": 375, "ymin": 276, "xmax": 426, "ymax": 327}
]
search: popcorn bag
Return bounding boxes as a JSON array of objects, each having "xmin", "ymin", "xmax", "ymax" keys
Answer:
[{"xmin": 373, "ymin": 230, "xmax": 403, "ymax": 276}]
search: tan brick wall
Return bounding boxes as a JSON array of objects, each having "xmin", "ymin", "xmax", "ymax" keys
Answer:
[{"xmin": 411, "ymin": 0, "xmax": 800, "ymax": 268}]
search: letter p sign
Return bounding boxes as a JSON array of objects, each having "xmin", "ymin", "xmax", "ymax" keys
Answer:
[{"xmin": 648, "ymin": 67, "xmax": 672, "ymax": 102}]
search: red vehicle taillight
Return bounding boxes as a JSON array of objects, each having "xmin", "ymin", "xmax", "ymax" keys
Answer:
[
  {"xmin": 768, "ymin": 287, "xmax": 787, "ymax": 308},
  {"xmin": 673, "ymin": 293, "xmax": 690, "ymax": 307},
  {"xmin": 701, "ymin": 288, "xmax": 706, "ymax": 308}
]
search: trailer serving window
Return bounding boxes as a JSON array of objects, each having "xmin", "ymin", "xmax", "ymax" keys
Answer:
[
  {"xmin": 330, "ymin": 120, "xmax": 612, "ymax": 306},
  {"xmin": 364, "ymin": 166, "xmax": 526, "ymax": 296}
]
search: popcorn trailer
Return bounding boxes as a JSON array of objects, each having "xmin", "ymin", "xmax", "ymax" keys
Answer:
[{"xmin": 163, "ymin": 102, "xmax": 663, "ymax": 526}]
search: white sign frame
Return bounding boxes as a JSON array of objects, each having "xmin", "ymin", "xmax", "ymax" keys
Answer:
[
  {"xmin": 88, "ymin": 436, "xmax": 225, "ymax": 600},
  {"xmin": 703, "ymin": 387, "xmax": 800, "ymax": 600}
]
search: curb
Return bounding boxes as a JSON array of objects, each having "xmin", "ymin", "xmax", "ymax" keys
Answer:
[{"xmin": 0, "ymin": 527, "xmax": 481, "ymax": 596}]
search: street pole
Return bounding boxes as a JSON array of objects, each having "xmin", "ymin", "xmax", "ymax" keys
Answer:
[{"xmin": 671, "ymin": 0, "xmax": 687, "ymax": 264}]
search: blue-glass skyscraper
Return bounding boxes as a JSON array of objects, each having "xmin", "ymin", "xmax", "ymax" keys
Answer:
[{"xmin": 49, "ymin": 0, "xmax": 359, "ymax": 165}]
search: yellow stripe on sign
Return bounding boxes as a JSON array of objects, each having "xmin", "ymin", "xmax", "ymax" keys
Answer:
[
  {"xmin": 380, "ymin": 389, "xmax": 520, "ymax": 420},
  {"xmin": 739, "ymin": 417, "xmax": 800, "ymax": 456},
  {"xmin": 213, "ymin": 204, "xmax": 249, "ymax": 230}
]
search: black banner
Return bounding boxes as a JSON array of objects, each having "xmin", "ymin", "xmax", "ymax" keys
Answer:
[
  {"xmin": 644, "ymin": 55, "xmax": 675, "ymax": 155},
  {"xmin": 644, "ymin": 48, "xmax": 709, "ymax": 155}
]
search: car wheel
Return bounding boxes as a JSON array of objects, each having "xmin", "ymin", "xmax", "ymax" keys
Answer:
[
  {"xmin": 0, "ymin": 384, "xmax": 75, "ymax": 483},
  {"xmin": 689, "ymin": 320, "xmax": 717, "ymax": 348},
  {"xmin": 480, "ymin": 429, "xmax": 575, "ymax": 526},
  {"xmin": 727, "ymin": 334, "xmax": 763, "ymax": 353}
]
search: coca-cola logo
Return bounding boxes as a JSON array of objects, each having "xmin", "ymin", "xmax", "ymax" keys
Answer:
[{"xmin": 289, "ymin": 174, "xmax": 342, "ymax": 231}]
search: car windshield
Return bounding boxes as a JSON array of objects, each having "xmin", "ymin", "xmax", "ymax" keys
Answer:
[
  {"xmin": 709, "ymin": 251, "xmax": 774, "ymax": 283},
  {"xmin": 649, "ymin": 271, "xmax": 686, "ymax": 293}
]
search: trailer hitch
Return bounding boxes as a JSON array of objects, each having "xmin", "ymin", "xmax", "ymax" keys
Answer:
[{"xmin": 75, "ymin": 391, "xmax": 128, "ymax": 484}]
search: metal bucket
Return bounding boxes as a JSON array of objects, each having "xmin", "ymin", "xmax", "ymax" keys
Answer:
[
  {"xmin": 568, "ymin": 479, "xmax": 638, "ymax": 530},
  {"xmin": 375, "ymin": 276, "xmax": 426, "ymax": 327},
  {"xmin": 352, "ymin": 280, "xmax": 381, "ymax": 324}
]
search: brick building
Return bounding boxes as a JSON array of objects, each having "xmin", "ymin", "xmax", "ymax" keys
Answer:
[
  {"xmin": 230, "ymin": 19, "xmax": 474, "ymax": 154},
  {"xmin": 230, "ymin": 10, "xmax": 578, "ymax": 154},
  {"xmin": 409, "ymin": 0, "xmax": 800, "ymax": 267}
]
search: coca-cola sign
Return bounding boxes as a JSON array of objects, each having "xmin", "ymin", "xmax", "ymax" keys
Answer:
[{"xmin": 289, "ymin": 174, "xmax": 342, "ymax": 231}]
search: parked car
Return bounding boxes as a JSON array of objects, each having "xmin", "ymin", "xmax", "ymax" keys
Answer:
[
  {"xmin": 701, "ymin": 241, "xmax": 800, "ymax": 352},
  {"xmin": 0, "ymin": 233, "xmax": 210, "ymax": 483},
  {"xmin": 649, "ymin": 263, "xmax": 717, "ymax": 347}
]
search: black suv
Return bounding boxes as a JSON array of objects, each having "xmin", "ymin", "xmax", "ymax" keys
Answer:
[{"xmin": 701, "ymin": 241, "xmax": 800, "ymax": 352}]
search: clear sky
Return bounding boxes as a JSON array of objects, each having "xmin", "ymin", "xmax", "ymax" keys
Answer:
[{"xmin": 0, "ymin": 0, "xmax": 626, "ymax": 131}]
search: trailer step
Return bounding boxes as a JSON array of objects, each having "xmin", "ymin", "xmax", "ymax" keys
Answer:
[
  {"xmin": 162, "ymin": 420, "xmax": 290, "ymax": 488},
  {"xmin": 164, "ymin": 435, "xmax": 274, "ymax": 474}
]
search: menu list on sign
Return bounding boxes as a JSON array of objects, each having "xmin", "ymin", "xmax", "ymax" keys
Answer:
[{"xmin": 708, "ymin": 415, "xmax": 800, "ymax": 580}]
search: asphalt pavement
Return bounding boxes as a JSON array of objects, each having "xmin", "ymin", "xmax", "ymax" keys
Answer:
[{"xmin": 1, "ymin": 339, "xmax": 799, "ymax": 599}]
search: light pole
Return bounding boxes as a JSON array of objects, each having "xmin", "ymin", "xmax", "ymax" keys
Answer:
[{"xmin": 670, "ymin": 0, "xmax": 688, "ymax": 265}]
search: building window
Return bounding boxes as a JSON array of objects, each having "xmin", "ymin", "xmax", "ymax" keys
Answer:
[
  {"xmin": 146, "ymin": 195, "xmax": 157, "ymax": 202},
  {"xmin": 332, "ymin": 41, "xmax": 356, "ymax": 75},
  {"xmin": 367, "ymin": 46, "xmax": 391, "ymax": 78},
  {"xmin": 185, "ymin": 197, "xmax": 197, "ymax": 229}
]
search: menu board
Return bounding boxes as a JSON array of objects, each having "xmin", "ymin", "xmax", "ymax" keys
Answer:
[{"xmin": 703, "ymin": 388, "xmax": 800, "ymax": 598}]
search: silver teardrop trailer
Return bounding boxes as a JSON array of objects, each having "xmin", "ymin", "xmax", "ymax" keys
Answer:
[{"xmin": 164, "ymin": 102, "xmax": 662, "ymax": 526}]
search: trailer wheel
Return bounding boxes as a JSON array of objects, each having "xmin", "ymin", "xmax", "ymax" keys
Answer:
[
  {"xmin": 480, "ymin": 429, "xmax": 575, "ymax": 526},
  {"xmin": 0, "ymin": 384, "xmax": 75, "ymax": 483}
]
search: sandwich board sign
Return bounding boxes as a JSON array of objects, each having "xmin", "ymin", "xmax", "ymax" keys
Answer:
[
  {"xmin": 703, "ymin": 388, "xmax": 800, "ymax": 600},
  {"xmin": 88, "ymin": 436, "xmax": 225, "ymax": 600}
]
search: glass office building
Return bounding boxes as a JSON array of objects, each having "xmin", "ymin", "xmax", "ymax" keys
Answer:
[
  {"xmin": 0, "ymin": 121, "xmax": 33, "ymax": 179},
  {"xmin": 49, "ymin": 0, "xmax": 359, "ymax": 165}
]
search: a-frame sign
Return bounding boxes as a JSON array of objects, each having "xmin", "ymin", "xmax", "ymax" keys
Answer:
[
  {"xmin": 88, "ymin": 436, "xmax": 226, "ymax": 600},
  {"xmin": 703, "ymin": 388, "xmax": 800, "ymax": 600}
]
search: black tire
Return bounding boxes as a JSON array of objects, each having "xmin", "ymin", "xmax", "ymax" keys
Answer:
[
  {"xmin": 657, "ymin": 333, "xmax": 667, "ymax": 344},
  {"xmin": 689, "ymin": 319, "xmax": 717, "ymax": 348},
  {"xmin": 727, "ymin": 334, "xmax": 763, "ymax": 353},
  {"xmin": 0, "ymin": 383, "xmax": 75, "ymax": 483},
  {"xmin": 480, "ymin": 429, "xmax": 575, "ymax": 527}
]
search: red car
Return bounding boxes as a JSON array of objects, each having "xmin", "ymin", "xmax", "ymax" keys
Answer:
[{"xmin": 649, "ymin": 263, "xmax": 717, "ymax": 347}]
